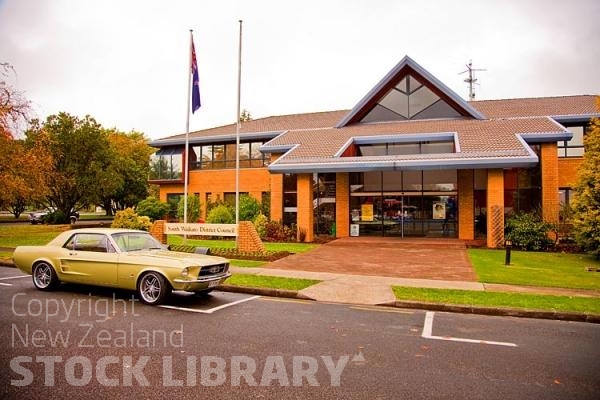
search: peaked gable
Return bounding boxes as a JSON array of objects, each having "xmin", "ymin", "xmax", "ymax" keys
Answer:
[{"xmin": 337, "ymin": 56, "xmax": 485, "ymax": 127}]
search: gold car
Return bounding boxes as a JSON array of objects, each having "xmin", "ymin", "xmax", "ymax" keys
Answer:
[{"xmin": 12, "ymin": 228, "xmax": 231, "ymax": 305}]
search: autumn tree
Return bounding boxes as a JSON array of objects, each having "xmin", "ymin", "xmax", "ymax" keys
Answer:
[
  {"xmin": 25, "ymin": 113, "xmax": 114, "ymax": 222},
  {"xmin": 1, "ymin": 62, "xmax": 30, "ymax": 139},
  {"xmin": 572, "ymin": 98, "xmax": 600, "ymax": 257}
]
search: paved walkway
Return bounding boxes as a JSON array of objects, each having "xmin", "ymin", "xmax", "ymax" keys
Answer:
[
  {"xmin": 232, "ymin": 237, "xmax": 600, "ymax": 305},
  {"xmin": 264, "ymin": 237, "xmax": 477, "ymax": 281}
]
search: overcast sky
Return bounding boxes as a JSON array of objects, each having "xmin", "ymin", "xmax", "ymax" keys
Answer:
[{"xmin": 1, "ymin": 0, "xmax": 599, "ymax": 140}]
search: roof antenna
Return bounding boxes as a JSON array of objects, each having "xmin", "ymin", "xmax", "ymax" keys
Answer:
[{"xmin": 459, "ymin": 60, "xmax": 486, "ymax": 100}]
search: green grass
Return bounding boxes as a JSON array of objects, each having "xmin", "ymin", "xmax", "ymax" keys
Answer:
[
  {"xmin": 227, "ymin": 274, "xmax": 320, "ymax": 291},
  {"xmin": 0, "ymin": 225, "xmax": 68, "ymax": 247},
  {"xmin": 392, "ymin": 286, "xmax": 600, "ymax": 314},
  {"xmin": 229, "ymin": 259, "xmax": 266, "ymax": 268},
  {"xmin": 468, "ymin": 248, "xmax": 600, "ymax": 290},
  {"xmin": 167, "ymin": 236, "xmax": 319, "ymax": 253}
]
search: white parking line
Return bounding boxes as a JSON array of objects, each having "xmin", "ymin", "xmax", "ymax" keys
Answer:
[
  {"xmin": 422, "ymin": 311, "xmax": 517, "ymax": 347},
  {"xmin": 0, "ymin": 282, "xmax": 12, "ymax": 286},
  {"xmin": 159, "ymin": 295, "xmax": 261, "ymax": 314},
  {"xmin": 0, "ymin": 275, "xmax": 29, "ymax": 280}
]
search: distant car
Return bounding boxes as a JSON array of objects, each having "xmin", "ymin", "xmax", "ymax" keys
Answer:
[
  {"xmin": 28, "ymin": 208, "xmax": 80, "ymax": 224},
  {"xmin": 12, "ymin": 228, "xmax": 231, "ymax": 305}
]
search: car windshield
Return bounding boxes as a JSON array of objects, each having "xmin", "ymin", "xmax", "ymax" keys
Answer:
[{"xmin": 111, "ymin": 232, "xmax": 165, "ymax": 252}]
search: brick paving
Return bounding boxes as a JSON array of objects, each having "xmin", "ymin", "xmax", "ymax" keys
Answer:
[{"xmin": 264, "ymin": 237, "xmax": 478, "ymax": 281}]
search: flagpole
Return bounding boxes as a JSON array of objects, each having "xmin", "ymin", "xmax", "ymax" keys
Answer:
[
  {"xmin": 184, "ymin": 29, "xmax": 193, "ymax": 235},
  {"xmin": 235, "ymin": 20, "xmax": 243, "ymax": 246}
]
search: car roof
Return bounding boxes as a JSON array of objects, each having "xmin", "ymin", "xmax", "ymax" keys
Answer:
[{"xmin": 47, "ymin": 228, "xmax": 151, "ymax": 246}]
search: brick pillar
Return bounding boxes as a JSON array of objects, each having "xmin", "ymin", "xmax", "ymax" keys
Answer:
[
  {"xmin": 335, "ymin": 172, "xmax": 350, "ymax": 238},
  {"xmin": 296, "ymin": 173, "xmax": 314, "ymax": 242},
  {"xmin": 541, "ymin": 142, "xmax": 559, "ymax": 224},
  {"xmin": 237, "ymin": 221, "xmax": 266, "ymax": 252},
  {"xmin": 150, "ymin": 220, "xmax": 167, "ymax": 244},
  {"xmin": 486, "ymin": 169, "xmax": 505, "ymax": 248},
  {"xmin": 270, "ymin": 154, "xmax": 283, "ymax": 223},
  {"xmin": 458, "ymin": 169, "xmax": 474, "ymax": 240}
]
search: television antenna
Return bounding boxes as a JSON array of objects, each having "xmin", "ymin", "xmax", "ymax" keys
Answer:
[{"xmin": 459, "ymin": 60, "xmax": 486, "ymax": 100}]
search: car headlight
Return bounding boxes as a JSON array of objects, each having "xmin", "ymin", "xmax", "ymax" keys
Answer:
[{"xmin": 181, "ymin": 267, "xmax": 190, "ymax": 277}]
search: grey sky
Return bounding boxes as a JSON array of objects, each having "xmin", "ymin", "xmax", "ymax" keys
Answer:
[{"xmin": 1, "ymin": 0, "xmax": 599, "ymax": 140}]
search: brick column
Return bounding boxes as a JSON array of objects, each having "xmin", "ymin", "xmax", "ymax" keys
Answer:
[
  {"xmin": 335, "ymin": 172, "xmax": 350, "ymax": 238},
  {"xmin": 458, "ymin": 169, "xmax": 474, "ymax": 240},
  {"xmin": 486, "ymin": 169, "xmax": 505, "ymax": 248},
  {"xmin": 269, "ymin": 154, "xmax": 283, "ymax": 223},
  {"xmin": 541, "ymin": 142, "xmax": 559, "ymax": 224},
  {"xmin": 296, "ymin": 173, "xmax": 314, "ymax": 242},
  {"xmin": 150, "ymin": 220, "xmax": 167, "ymax": 244},
  {"xmin": 237, "ymin": 221, "xmax": 266, "ymax": 252}
]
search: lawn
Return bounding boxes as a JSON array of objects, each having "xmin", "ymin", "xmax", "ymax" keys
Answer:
[
  {"xmin": 226, "ymin": 274, "xmax": 320, "ymax": 291},
  {"xmin": 0, "ymin": 225, "xmax": 69, "ymax": 247},
  {"xmin": 167, "ymin": 236, "xmax": 319, "ymax": 253},
  {"xmin": 468, "ymin": 248, "xmax": 600, "ymax": 290},
  {"xmin": 392, "ymin": 286, "xmax": 600, "ymax": 315}
]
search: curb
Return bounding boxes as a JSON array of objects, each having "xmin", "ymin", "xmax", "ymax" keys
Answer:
[
  {"xmin": 1, "ymin": 262, "xmax": 598, "ymax": 323},
  {"xmin": 381, "ymin": 300, "xmax": 600, "ymax": 324}
]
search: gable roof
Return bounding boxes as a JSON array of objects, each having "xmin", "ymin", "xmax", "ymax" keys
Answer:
[{"xmin": 336, "ymin": 56, "xmax": 485, "ymax": 127}]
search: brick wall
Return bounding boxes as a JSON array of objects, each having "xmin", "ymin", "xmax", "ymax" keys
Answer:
[
  {"xmin": 296, "ymin": 173, "xmax": 314, "ymax": 242},
  {"xmin": 458, "ymin": 169, "xmax": 474, "ymax": 240},
  {"xmin": 558, "ymin": 158, "xmax": 582, "ymax": 188},
  {"xmin": 335, "ymin": 172, "xmax": 350, "ymax": 238},
  {"xmin": 541, "ymin": 142, "xmax": 559, "ymax": 224},
  {"xmin": 486, "ymin": 169, "xmax": 504, "ymax": 248},
  {"xmin": 237, "ymin": 221, "xmax": 266, "ymax": 252}
]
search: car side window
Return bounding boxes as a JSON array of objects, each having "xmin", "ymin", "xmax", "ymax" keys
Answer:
[{"xmin": 64, "ymin": 233, "xmax": 111, "ymax": 253}]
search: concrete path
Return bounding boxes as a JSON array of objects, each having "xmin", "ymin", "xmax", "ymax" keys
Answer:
[{"xmin": 231, "ymin": 266, "xmax": 600, "ymax": 305}]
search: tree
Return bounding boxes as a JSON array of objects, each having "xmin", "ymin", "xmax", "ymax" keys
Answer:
[
  {"xmin": 239, "ymin": 109, "xmax": 252, "ymax": 122},
  {"xmin": 99, "ymin": 129, "xmax": 154, "ymax": 215},
  {"xmin": 572, "ymin": 103, "xmax": 600, "ymax": 257},
  {"xmin": 136, "ymin": 196, "xmax": 170, "ymax": 221},
  {"xmin": 239, "ymin": 194, "xmax": 261, "ymax": 221},
  {"xmin": 177, "ymin": 194, "xmax": 201, "ymax": 223},
  {"xmin": 0, "ymin": 132, "xmax": 52, "ymax": 217},
  {"xmin": 1, "ymin": 62, "xmax": 31, "ymax": 139},
  {"xmin": 25, "ymin": 113, "xmax": 113, "ymax": 223}
]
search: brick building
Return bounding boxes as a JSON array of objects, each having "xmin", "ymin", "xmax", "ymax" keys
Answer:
[{"xmin": 149, "ymin": 56, "xmax": 599, "ymax": 247}]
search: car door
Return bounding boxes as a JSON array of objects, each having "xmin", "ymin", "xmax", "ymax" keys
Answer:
[{"xmin": 59, "ymin": 233, "xmax": 119, "ymax": 286}]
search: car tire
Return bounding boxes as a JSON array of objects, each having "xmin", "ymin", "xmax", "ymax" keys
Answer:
[
  {"xmin": 32, "ymin": 262, "xmax": 60, "ymax": 291},
  {"xmin": 137, "ymin": 272, "xmax": 171, "ymax": 305}
]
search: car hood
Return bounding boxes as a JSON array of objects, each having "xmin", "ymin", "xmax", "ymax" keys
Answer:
[{"xmin": 121, "ymin": 249, "xmax": 228, "ymax": 267}]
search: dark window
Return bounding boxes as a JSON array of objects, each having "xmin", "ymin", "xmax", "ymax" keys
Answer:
[
  {"xmin": 190, "ymin": 141, "xmax": 268, "ymax": 170},
  {"xmin": 149, "ymin": 148, "xmax": 183, "ymax": 180}
]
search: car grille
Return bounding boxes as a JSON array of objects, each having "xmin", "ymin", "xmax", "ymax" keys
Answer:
[{"xmin": 199, "ymin": 263, "xmax": 229, "ymax": 277}]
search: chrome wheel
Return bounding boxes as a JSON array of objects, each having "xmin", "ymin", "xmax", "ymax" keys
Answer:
[
  {"xmin": 32, "ymin": 262, "xmax": 59, "ymax": 291},
  {"xmin": 138, "ymin": 272, "xmax": 170, "ymax": 305}
]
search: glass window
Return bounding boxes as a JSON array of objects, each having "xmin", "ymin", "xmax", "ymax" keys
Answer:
[
  {"xmin": 423, "ymin": 170, "xmax": 457, "ymax": 191},
  {"xmin": 402, "ymin": 171, "xmax": 422, "ymax": 191},
  {"xmin": 359, "ymin": 144, "xmax": 387, "ymax": 156},
  {"xmin": 149, "ymin": 149, "xmax": 183, "ymax": 180},
  {"xmin": 388, "ymin": 143, "xmax": 420, "ymax": 155},
  {"xmin": 421, "ymin": 141, "xmax": 454, "ymax": 154},
  {"xmin": 409, "ymin": 85, "xmax": 439, "ymax": 117}
]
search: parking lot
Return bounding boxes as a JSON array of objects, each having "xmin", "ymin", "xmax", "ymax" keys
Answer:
[{"xmin": 1, "ymin": 266, "xmax": 599, "ymax": 399}]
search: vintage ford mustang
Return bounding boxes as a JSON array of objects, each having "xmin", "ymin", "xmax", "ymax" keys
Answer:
[{"xmin": 12, "ymin": 228, "xmax": 231, "ymax": 305}]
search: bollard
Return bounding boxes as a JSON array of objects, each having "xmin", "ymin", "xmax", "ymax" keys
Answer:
[{"xmin": 504, "ymin": 239, "xmax": 512, "ymax": 266}]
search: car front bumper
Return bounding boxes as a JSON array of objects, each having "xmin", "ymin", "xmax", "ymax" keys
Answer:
[{"xmin": 172, "ymin": 272, "xmax": 232, "ymax": 292}]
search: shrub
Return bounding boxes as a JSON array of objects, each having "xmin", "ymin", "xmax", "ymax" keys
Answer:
[
  {"xmin": 136, "ymin": 197, "xmax": 170, "ymax": 221},
  {"xmin": 43, "ymin": 210, "xmax": 68, "ymax": 224},
  {"xmin": 253, "ymin": 213, "xmax": 269, "ymax": 239},
  {"xmin": 177, "ymin": 194, "xmax": 201, "ymax": 222},
  {"xmin": 111, "ymin": 208, "xmax": 152, "ymax": 231},
  {"xmin": 504, "ymin": 212, "xmax": 554, "ymax": 251},
  {"xmin": 264, "ymin": 221, "xmax": 296, "ymax": 242},
  {"xmin": 206, "ymin": 204, "xmax": 235, "ymax": 224},
  {"xmin": 239, "ymin": 194, "xmax": 261, "ymax": 221}
]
